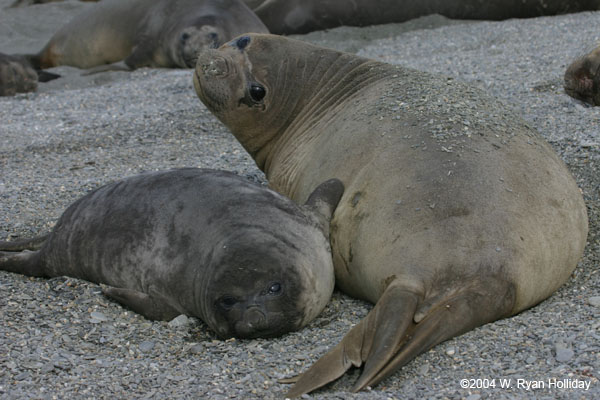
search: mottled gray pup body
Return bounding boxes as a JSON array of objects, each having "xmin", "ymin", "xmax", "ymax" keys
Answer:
[{"xmin": 0, "ymin": 168, "xmax": 343, "ymax": 339}]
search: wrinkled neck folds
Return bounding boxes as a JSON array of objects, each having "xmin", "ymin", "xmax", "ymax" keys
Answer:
[{"xmin": 254, "ymin": 48, "xmax": 388, "ymax": 183}]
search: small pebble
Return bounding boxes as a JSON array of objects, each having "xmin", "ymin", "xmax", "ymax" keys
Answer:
[
  {"xmin": 139, "ymin": 341, "xmax": 155, "ymax": 352},
  {"xmin": 168, "ymin": 314, "xmax": 190, "ymax": 329},
  {"xmin": 89, "ymin": 311, "xmax": 108, "ymax": 323},
  {"xmin": 588, "ymin": 296, "xmax": 600, "ymax": 307}
]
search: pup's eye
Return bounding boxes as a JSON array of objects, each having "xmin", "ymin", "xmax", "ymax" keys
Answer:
[
  {"xmin": 268, "ymin": 283, "xmax": 281, "ymax": 295},
  {"xmin": 218, "ymin": 296, "xmax": 237, "ymax": 310},
  {"xmin": 249, "ymin": 84, "xmax": 266, "ymax": 102}
]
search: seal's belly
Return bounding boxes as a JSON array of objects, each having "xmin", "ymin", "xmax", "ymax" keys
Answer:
[{"xmin": 294, "ymin": 127, "xmax": 585, "ymax": 310}]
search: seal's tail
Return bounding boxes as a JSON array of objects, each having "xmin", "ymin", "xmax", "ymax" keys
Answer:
[{"xmin": 281, "ymin": 278, "xmax": 515, "ymax": 397}]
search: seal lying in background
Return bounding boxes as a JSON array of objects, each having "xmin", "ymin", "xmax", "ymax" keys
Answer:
[
  {"xmin": 194, "ymin": 34, "xmax": 588, "ymax": 395},
  {"xmin": 9, "ymin": 0, "xmax": 98, "ymax": 7},
  {"xmin": 25, "ymin": 0, "xmax": 267, "ymax": 71},
  {"xmin": 564, "ymin": 43, "xmax": 600, "ymax": 106},
  {"xmin": 247, "ymin": 0, "xmax": 600, "ymax": 34},
  {"xmin": 0, "ymin": 168, "xmax": 344, "ymax": 339},
  {"xmin": 0, "ymin": 52, "xmax": 60, "ymax": 96},
  {"xmin": 0, "ymin": 53, "xmax": 37, "ymax": 96}
]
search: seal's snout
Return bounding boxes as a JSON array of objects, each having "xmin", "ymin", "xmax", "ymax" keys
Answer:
[
  {"xmin": 244, "ymin": 306, "xmax": 266, "ymax": 328},
  {"xmin": 233, "ymin": 306, "xmax": 269, "ymax": 338},
  {"xmin": 199, "ymin": 55, "xmax": 229, "ymax": 77}
]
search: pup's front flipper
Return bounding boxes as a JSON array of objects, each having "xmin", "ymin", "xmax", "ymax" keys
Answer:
[{"xmin": 101, "ymin": 286, "xmax": 181, "ymax": 321}]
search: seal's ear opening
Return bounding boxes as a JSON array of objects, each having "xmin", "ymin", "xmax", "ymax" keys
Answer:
[{"xmin": 304, "ymin": 178, "xmax": 344, "ymax": 233}]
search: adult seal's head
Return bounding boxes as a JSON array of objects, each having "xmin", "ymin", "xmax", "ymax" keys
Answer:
[
  {"xmin": 194, "ymin": 34, "xmax": 334, "ymax": 167},
  {"xmin": 564, "ymin": 44, "xmax": 600, "ymax": 106}
]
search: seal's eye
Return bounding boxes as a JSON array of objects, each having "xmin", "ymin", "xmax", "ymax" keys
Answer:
[
  {"xmin": 180, "ymin": 32, "xmax": 190, "ymax": 42},
  {"xmin": 218, "ymin": 295, "xmax": 237, "ymax": 310},
  {"xmin": 250, "ymin": 84, "xmax": 266, "ymax": 102},
  {"xmin": 268, "ymin": 283, "xmax": 282, "ymax": 295}
]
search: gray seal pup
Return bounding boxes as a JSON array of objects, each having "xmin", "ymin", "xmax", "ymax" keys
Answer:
[
  {"xmin": 564, "ymin": 43, "xmax": 600, "ymax": 106},
  {"xmin": 25, "ymin": 0, "xmax": 268, "ymax": 71},
  {"xmin": 0, "ymin": 52, "xmax": 37, "ymax": 96},
  {"xmin": 193, "ymin": 34, "xmax": 588, "ymax": 395},
  {"xmin": 0, "ymin": 168, "xmax": 344, "ymax": 339},
  {"xmin": 247, "ymin": 0, "xmax": 600, "ymax": 34}
]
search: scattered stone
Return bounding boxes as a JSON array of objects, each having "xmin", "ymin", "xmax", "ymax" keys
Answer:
[
  {"xmin": 90, "ymin": 311, "xmax": 109, "ymax": 323},
  {"xmin": 139, "ymin": 341, "xmax": 155, "ymax": 352},
  {"xmin": 555, "ymin": 343, "xmax": 574, "ymax": 362},
  {"xmin": 588, "ymin": 297, "xmax": 600, "ymax": 307},
  {"xmin": 168, "ymin": 314, "xmax": 191, "ymax": 329}
]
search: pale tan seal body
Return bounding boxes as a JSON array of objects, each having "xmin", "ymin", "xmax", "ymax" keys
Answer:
[
  {"xmin": 27, "ymin": 0, "xmax": 267, "ymax": 70},
  {"xmin": 564, "ymin": 43, "xmax": 600, "ymax": 106},
  {"xmin": 194, "ymin": 34, "xmax": 588, "ymax": 395}
]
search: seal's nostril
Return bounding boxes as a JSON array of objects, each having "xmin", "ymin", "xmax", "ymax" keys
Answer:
[
  {"xmin": 234, "ymin": 36, "xmax": 251, "ymax": 50},
  {"xmin": 245, "ymin": 307, "xmax": 266, "ymax": 327}
]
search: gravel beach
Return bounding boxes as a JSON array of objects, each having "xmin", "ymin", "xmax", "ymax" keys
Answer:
[{"xmin": 1, "ymin": 2, "xmax": 598, "ymax": 399}]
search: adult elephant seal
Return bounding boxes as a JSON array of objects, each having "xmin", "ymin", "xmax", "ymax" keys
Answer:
[
  {"xmin": 0, "ymin": 53, "xmax": 37, "ymax": 96},
  {"xmin": 0, "ymin": 168, "xmax": 344, "ymax": 339},
  {"xmin": 25, "ymin": 0, "xmax": 267, "ymax": 71},
  {"xmin": 248, "ymin": 0, "xmax": 600, "ymax": 34},
  {"xmin": 564, "ymin": 43, "xmax": 600, "ymax": 106},
  {"xmin": 193, "ymin": 34, "xmax": 588, "ymax": 395}
]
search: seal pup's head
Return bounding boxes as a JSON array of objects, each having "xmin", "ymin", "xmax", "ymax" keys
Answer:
[
  {"xmin": 564, "ymin": 44, "xmax": 600, "ymax": 106},
  {"xmin": 200, "ymin": 178, "xmax": 344, "ymax": 339}
]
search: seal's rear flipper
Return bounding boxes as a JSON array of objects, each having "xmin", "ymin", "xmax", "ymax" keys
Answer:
[
  {"xmin": 0, "ymin": 234, "xmax": 49, "ymax": 251},
  {"xmin": 283, "ymin": 278, "xmax": 515, "ymax": 397},
  {"xmin": 101, "ymin": 286, "xmax": 181, "ymax": 321},
  {"xmin": 0, "ymin": 250, "xmax": 45, "ymax": 276},
  {"xmin": 282, "ymin": 283, "xmax": 419, "ymax": 397},
  {"xmin": 37, "ymin": 70, "xmax": 61, "ymax": 83}
]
